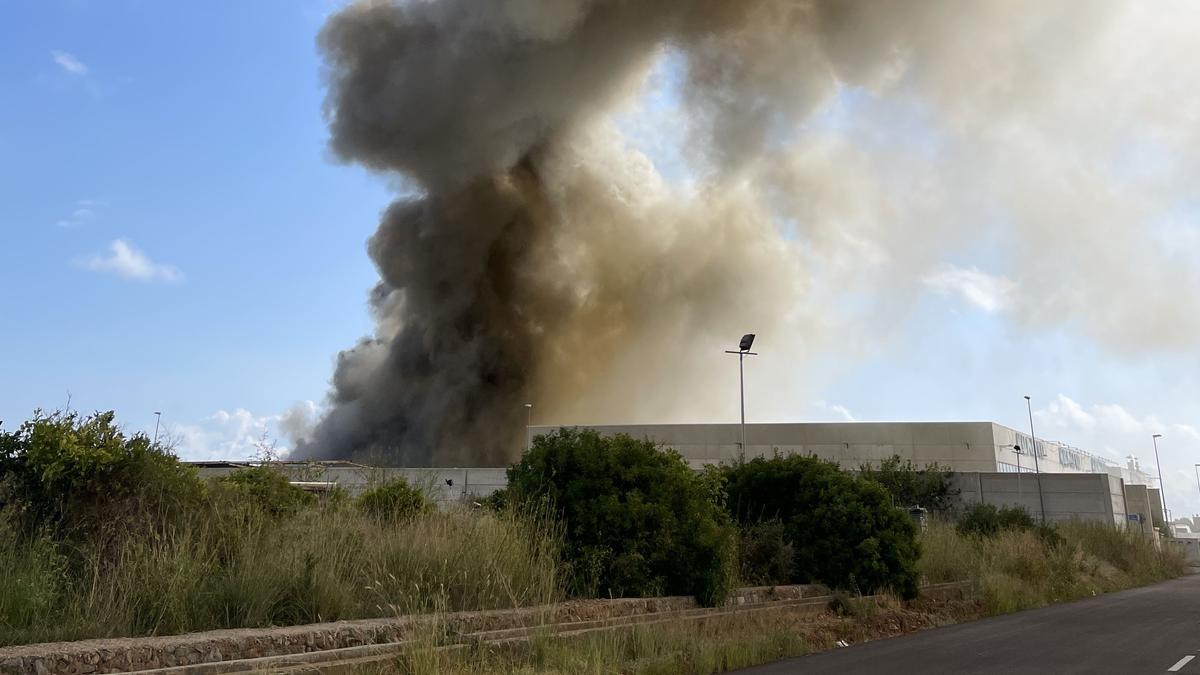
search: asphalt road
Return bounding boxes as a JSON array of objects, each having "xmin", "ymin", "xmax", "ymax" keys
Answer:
[{"xmin": 737, "ymin": 574, "xmax": 1200, "ymax": 674}]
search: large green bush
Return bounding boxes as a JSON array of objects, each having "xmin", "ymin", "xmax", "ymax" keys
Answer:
[
  {"xmin": 0, "ymin": 410, "xmax": 204, "ymax": 538},
  {"xmin": 357, "ymin": 479, "xmax": 432, "ymax": 521},
  {"xmin": 504, "ymin": 428, "xmax": 736, "ymax": 606},
  {"xmin": 722, "ymin": 455, "xmax": 920, "ymax": 598},
  {"xmin": 858, "ymin": 455, "xmax": 957, "ymax": 511}
]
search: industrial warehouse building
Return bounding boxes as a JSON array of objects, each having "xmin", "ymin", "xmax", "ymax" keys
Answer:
[
  {"xmin": 527, "ymin": 421, "xmax": 1155, "ymax": 486},
  {"xmin": 190, "ymin": 421, "xmax": 1163, "ymax": 528}
]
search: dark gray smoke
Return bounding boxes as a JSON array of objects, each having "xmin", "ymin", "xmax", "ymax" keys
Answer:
[{"xmin": 298, "ymin": 0, "xmax": 1200, "ymax": 465}]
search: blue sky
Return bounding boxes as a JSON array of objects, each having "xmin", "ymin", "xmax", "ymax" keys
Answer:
[
  {"xmin": 3, "ymin": 1, "xmax": 1198, "ymax": 516},
  {"xmin": 1, "ymin": 0, "xmax": 384, "ymax": 441}
]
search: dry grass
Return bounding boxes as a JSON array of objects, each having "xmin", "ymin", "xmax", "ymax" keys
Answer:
[
  {"xmin": 0, "ymin": 505, "xmax": 561, "ymax": 646},
  {"xmin": 917, "ymin": 519, "xmax": 1186, "ymax": 615},
  {"xmin": 359, "ymin": 596, "xmax": 979, "ymax": 675}
]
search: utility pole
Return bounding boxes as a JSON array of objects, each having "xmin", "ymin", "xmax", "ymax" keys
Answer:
[
  {"xmin": 724, "ymin": 334, "xmax": 757, "ymax": 461},
  {"xmin": 1024, "ymin": 396, "xmax": 1047, "ymax": 523}
]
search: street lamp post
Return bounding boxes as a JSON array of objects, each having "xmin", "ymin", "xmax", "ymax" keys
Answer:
[
  {"xmin": 1152, "ymin": 434, "xmax": 1166, "ymax": 525},
  {"xmin": 152, "ymin": 411, "xmax": 162, "ymax": 448},
  {"xmin": 1193, "ymin": 463, "xmax": 1200, "ymax": 503},
  {"xmin": 524, "ymin": 404, "xmax": 533, "ymax": 452},
  {"xmin": 1023, "ymin": 396, "xmax": 1047, "ymax": 523},
  {"xmin": 724, "ymin": 334, "xmax": 757, "ymax": 460},
  {"xmin": 1007, "ymin": 444, "xmax": 1023, "ymax": 498}
]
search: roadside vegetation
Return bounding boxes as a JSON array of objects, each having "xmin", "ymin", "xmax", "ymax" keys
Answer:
[
  {"xmin": 0, "ymin": 410, "xmax": 559, "ymax": 647},
  {"xmin": 0, "ymin": 410, "xmax": 1185, "ymax": 657},
  {"xmin": 920, "ymin": 505, "xmax": 1185, "ymax": 614}
]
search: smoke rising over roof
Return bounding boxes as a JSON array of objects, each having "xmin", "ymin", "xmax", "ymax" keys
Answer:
[{"xmin": 296, "ymin": 0, "xmax": 1200, "ymax": 465}]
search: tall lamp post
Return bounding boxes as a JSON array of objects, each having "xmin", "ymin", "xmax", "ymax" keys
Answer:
[
  {"xmin": 1192, "ymin": 463, "xmax": 1200, "ymax": 528},
  {"xmin": 152, "ymin": 411, "xmax": 162, "ymax": 448},
  {"xmin": 1023, "ymin": 396, "xmax": 1047, "ymax": 523},
  {"xmin": 724, "ymin": 334, "xmax": 757, "ymax": 460},
  {"xmin": 524, "ymin": 404, "xmax": 533, "ymax": 452},
  {"xmin": 1193, "ymin": 463, "xmax": 1200, "ymax": 506},
  {"xmin": 1152, "ymin": 434, "xmax": 1167, "ymax": 523}
]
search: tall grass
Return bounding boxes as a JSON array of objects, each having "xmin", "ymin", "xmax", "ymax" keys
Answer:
[
  {"xmin": 0, "ymin": 503, "xmax": 561, "ymax": 647},
  {"xmin": 381, "ymin": 612, "xmax": 815, "ymax": 675},
  {"xmin": 917, "ymin": 519, "xmax": 1185, "ymax": 615}
]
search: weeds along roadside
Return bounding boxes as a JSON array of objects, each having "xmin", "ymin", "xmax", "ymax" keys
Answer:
[
  {"xmin": 359, "ymin": 595, "xmax": 980, "ymax": 675},
  {"xmin": 0, "ymin": 501, "xmax": 563, "ymax": 647},
  {"xmin": 917, "ymin": 515, "xmax": 1186, "ymax": 616},
  {"xmin": 367, "ymin": 520, "xmax": 1184, "ymax": 675}
]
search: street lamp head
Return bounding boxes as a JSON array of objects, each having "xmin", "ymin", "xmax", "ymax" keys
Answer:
[
  {"xmin": 738, "ymin": 333, "xmax": 756, "ymax": 352},
  {"xmin": 1023, "ymin": 395, "xmax": 1031, "ymax": 401},
  {"xmin": 1013, "ymin": 444, "xmax": 1021, "ymax": 453},
  {"xmin": 523, "ymin": 403, "xmax": 532, "ymax": 409},
  {"xmin": 1153, "ymin": 433, "xmax": 1163, "ymax": 439}
]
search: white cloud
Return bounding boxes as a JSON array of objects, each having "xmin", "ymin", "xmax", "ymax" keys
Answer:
[
  {"xmin": 922, "ymin": 264, "xmax": 1015, "ymax": 313},
  {"xmin": 50, "ymin": 50, "xmax": 88, "ymax": 75},
  {"xmin": 279, "ymin": 400, "xmax": 320, "ymax": 443},
  {"xmin": 812, "ymin": 400, "xmax": 856, "ymax": 421},
  {"xmin": 77, "ymin": 239, "xmax": 182, "ymax": 283},
  {"xmin": 167, "ymin": 402, "xmax": 321, "ymax": 461},
  {"xmin": 1033, "ymin": 394, "xmax": 1200, "ymax": 519},
  {"xmin": 56, "ymin": 199, "xmax": 100, "ymax": 228},
  {"xmin": 1038, "ymin": 394, "xmax": 1097, "ymax": 430}
]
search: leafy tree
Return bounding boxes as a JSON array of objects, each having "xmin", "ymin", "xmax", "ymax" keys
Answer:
[
  {"xmin": 859, "ymin": 455, "xmax": 958, "ymax": 511},
  {"xmin": 722, "ymin": 455, "xmax": 920, "ymax": 599},
  {"xmin": 504, "ymin": 428, "xmax": 736, "ymax": 606},
  {"xmin": 0, "ymin": 410, "xmax": 204, "ymax": 537},
  {"xmin": 357, "ymin": 478, "xmax": 432, "ymax": 521}
]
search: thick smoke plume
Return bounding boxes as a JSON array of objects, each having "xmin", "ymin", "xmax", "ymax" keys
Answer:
[{"xmin": 299, "ymin": 0, "xmax": 1200, "ymax": 465}]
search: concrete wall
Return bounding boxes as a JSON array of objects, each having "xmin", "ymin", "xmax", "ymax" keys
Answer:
[
  {"xmin": 950, "ymin": 472, "xmax": 1127, "ymax": 526},
  {"xmin": 1148, "ymin": 488, "xmax": 1165, "ymax": 525},
  {"xmin": 1124, "ymin": 484, "xmax": 1154, "ymax": 535},
  {"xmin": 193, "ymin": 465, "xmax": 506, "ymax": 507},
  {"xmin": 531, "ymin": 422, "xmax": 1002, "ymax": 472}
]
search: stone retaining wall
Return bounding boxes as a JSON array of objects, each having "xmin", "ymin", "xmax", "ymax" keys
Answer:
[{"xmin": 0, "ymin": 585, "xmax": 830, "ymax": 674}]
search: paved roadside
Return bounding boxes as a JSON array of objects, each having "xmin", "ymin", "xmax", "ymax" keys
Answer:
[{"xmin": 736, "ymin": 575, "xmax": 1200, "ymax": 674}]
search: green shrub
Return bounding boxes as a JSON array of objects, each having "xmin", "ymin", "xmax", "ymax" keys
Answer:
[
  {"xmin": 956, "ymin": 503, "xmax": 1036, "ymax": 538},
  {"xmin": 504, "ymin": 428, "xmax": 736, "ymax": 606},
  {"xmin": 357, "ymin": 479, "xmax": 432, "ymax": 521},
  {"xmin": 722, "ymin": 455, "xmax": 920, "ymax": 599},
  {"xmin": 0, "ymin": 410, "xmax": 204, "ymax": 539},
  {"xmin": 738, "ymin": 521, "xmax": 794, "ymax": 586},
  {"xmin": 220, "ymin": 466, "xmax": 315, "ymax": 517},
  {"xmin": 858, "ymin": 455, "xmax": 958, "ymax": 511}
]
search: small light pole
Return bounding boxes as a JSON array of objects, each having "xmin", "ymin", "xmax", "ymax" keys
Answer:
[
  {"xmin": 152, "ymin": 411, "xmax": 162, "ymax": 448},
  {"xmin": 1005, "ymin": 444, "xmax": 1023, "ymax": 499},
  {"xmin": 1024, "ymin": 396, "xmax": 1047, "ymax": 523},
  {"xmin": 1152, "ymin": 434, "xmax": 1166, "ymax": 525},
  {"xmin": 724, "ymin": 334, "xmax": 757, "ymax": 460},
  {"xmin": 1193, "ymin": 463, "xmax": 1200, "ymax": 504},
  {"xmin": 524, "ymin": 403, "xmax": 533, "ymax": 452}
]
